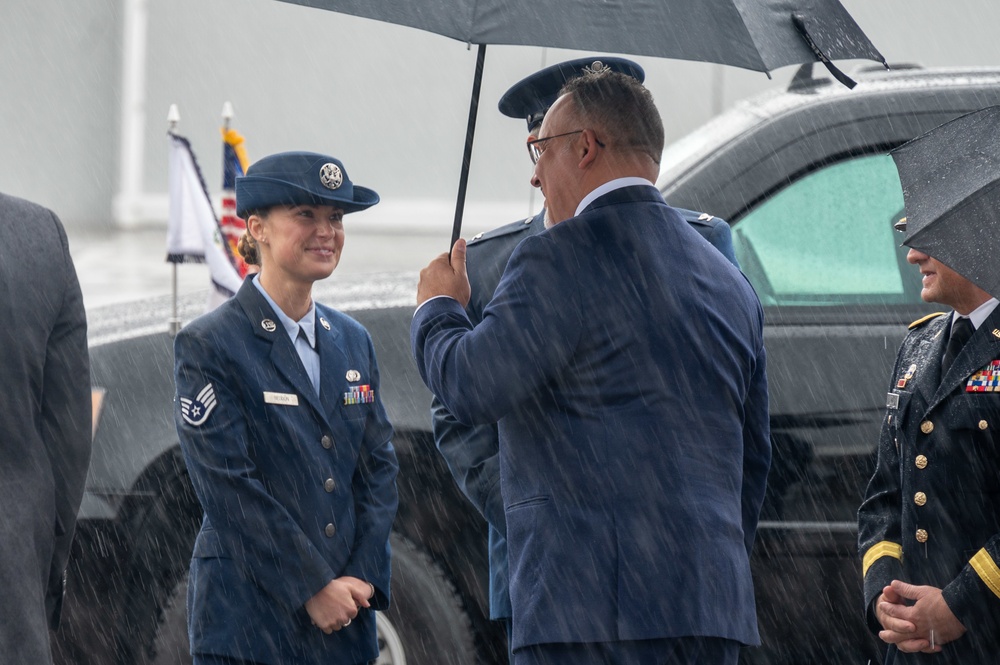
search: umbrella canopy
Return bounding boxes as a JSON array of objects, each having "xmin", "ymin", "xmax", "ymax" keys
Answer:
[
  {"xmin": 279, "ymin": 0, "xmax": 884, "ymax": 76},
  {"xmin": 892, "ymin": 105, "xmax": 1000, "ymax": 300},
  {"xmin": 277, "ymin": 0, "xmax": 887, "ymax": 246}
]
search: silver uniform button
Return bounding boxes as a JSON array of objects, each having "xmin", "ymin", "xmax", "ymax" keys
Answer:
[
  {"xmin": 321, "ymin": 435, "xmax": 333, "ymax": 449},
  {"xmin": 325, "ymin": 523, "xmax": 336, "ymax": 538},
  {"xmin": 324, "ymin": 478, "xmax": 336, "ymax": 493}
]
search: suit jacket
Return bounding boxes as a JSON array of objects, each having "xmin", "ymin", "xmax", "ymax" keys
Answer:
[
  {"xmin": 174, "ymin": 277, "xmax": 398, "ymax": 665},
  {"xmin": 431, "ymin": 206, "xmax": 739, "ymax": 621},
  {"xmin": 859, "ymin": 309, "xmax": 1000, "ymax": 664},
  {"xmin": 0, "ymin": 193, "xmax": 91, "ymax": 662},
  {"xmin": 414, "ymin": 185, "xmax": 769, "ymax": 649}
]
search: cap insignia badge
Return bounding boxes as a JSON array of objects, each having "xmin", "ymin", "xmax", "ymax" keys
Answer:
[{"xmin": 320, "ymin": 163, "xmax": 343, "ymax": 190}]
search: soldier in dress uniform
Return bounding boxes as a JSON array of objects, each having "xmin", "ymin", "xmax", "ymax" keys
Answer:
[
  {"xmin": 173, "ymin": 151, "xmax": 398, "ymax": 665},
  {"xmin": 431, "ymin": 56, "xmax": 741, "ymax": 660},
  {"xmin": 858, "ymin": 226, "xmax": 1000, "ymax": 663}
]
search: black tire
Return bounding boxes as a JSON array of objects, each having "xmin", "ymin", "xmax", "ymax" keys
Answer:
[
  {"xmin": 113, "ymin": 456, "xmax": 201, "ymax": 665},
  {"xmin": 148, "ymin": 571, "xmax": 192, "ymax": 665},
  {"xmin": 380, "ymin": 534, "xmax": 476, "ymax": 665}
]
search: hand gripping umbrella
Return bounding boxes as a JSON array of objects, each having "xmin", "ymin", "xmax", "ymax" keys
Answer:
[
  {"xmin": 891, "ymin": 106, "xmax": 1000, "ymax": 300},
  {"xmin": 277, "ymin": 0, "xmax": 888, "ymax": 247}
]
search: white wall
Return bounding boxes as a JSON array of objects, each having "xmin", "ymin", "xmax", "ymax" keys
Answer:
[{"xmin": 3, "ymin": 0, "xmax": 1000, "ymax": 233}]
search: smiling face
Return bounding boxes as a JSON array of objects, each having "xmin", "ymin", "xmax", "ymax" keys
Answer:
[
  {"xmin": 249, "ymin": 203, "xmax": 345, "ymax": 289},
  {"xmin": 906, "ymin": 247, "xmax": 991, "ymax": 314}
]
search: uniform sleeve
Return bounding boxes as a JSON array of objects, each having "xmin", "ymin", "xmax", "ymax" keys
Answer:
[
  {"xmin": 740, "ymin": 332, "xmax": 770, "ymax": 557},
  {"xmin": 411, "ymin": 234, "xmax": 583, "ymax": 426},
  {"xmin": 431, "ymin": 396, "xmax": 506, "ymax": 532},
  {"xmin": 941, "ymin": 528, "xmax": 1000, "ymax": 636},
  {"xmin": 40, "ymin": 211, "xmax": 92, "ymax": 627},
  {"xmin": 174, "ymin": 329, "xmax": 336, "ymax": 612},
  {"xmin": 857, "ymin": 358, "xmax": 906, "ymax": 632},
  {"xmin": 342, "ymin": 334, "xmax": 398, "ymax": 610}
]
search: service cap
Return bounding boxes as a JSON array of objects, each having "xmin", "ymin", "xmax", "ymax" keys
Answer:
[
  {"xmin": 236, "ymin": 151, "xmax": 379, "ymax": 218},
  {"xmin": 498, "ymin": 57, "xmax": 645, "ymax": 132}
]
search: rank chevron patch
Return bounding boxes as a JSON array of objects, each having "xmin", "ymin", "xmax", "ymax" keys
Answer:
[{"xmin": 180, "ymin": 383, "xmax": 218, "ymax": 426}]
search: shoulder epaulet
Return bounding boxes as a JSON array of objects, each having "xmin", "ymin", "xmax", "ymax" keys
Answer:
[
  {"xmin": 672, "ymin": 207, "xmax": 728, "ymax": 227},
  {"xmin": 908, "ymin": 312, "xmax": 948, "ymax": 329},
  {"xmin": 468, "ymin": 215, "xmax": 537, "ymax": 247}
]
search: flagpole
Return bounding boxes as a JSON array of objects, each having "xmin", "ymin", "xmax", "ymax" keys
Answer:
[{"xmin": 167, "ymin": 103, "xmax": 182, "ymax": 337}]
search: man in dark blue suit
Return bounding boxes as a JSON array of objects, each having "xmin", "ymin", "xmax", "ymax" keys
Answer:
[
  {"xmin": 414, "ymin": 67, "xmax": 769, "ymax": 664},
  {"xmin": 431, "ymin": 57, "xmax": 740, "ymax": 661}
]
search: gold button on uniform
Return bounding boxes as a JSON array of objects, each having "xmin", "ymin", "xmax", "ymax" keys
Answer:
[
  {"xmin": 915, "ymin": 455, "xmax": 928, "ymax": 469},
  {"xmin": 325, "ymin": 523, "xmax": 336, "ymax": 537},
  {"xmin": 321, "ymin": 435, "xmax": 333, "ymax": 449},
  {"xmin": 915, "ymin": 529, "xmax": 928, "ymax": 543},
  {"xmin": 914, "ymin": 491, "xmax": 927, "ymax": 506},
  {"xmin": 324, "ymin": 478, "xmax": 336, "ymax": 493},
  {"xmin": 920, "ymin": 421, "xmax": 934, "ymax": 434},
  {"xmin": 979, "ymin": 419, "xmax": 989, "ymax": 431}
]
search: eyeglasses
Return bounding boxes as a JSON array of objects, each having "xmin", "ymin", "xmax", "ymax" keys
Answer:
[{"xmin": 526, "ymin": 130, "xmax": 605, "ymax": 165}]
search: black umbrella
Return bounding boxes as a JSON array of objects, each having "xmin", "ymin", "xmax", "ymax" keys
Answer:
[
  {"xmin": 277, "ymin": 0, "xmax": 887, "ymax": 246},
  {"xmin": 891, "ymin": 105, "xmax": 1000, "ymax": 300}
]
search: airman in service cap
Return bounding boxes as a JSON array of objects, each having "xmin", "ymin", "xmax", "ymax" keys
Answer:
[
  {"xmin": 236, "ymin": 151, "xmax": 379, "ymax": 218},
  {"xmin": 498, "ymin": 56, "xmax": 646, "ymax": 132}
]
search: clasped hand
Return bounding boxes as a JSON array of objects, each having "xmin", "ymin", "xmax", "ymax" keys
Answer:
[
  {"xmin": 305, "ymin": 576, "xmax": 374, "ymax": 634},
  {"xmin": 875, "ymin": 580, "xmax": 966, "ymax": 654}
]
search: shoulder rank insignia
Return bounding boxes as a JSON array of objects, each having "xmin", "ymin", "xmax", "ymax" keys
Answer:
[
  {"xmin": 180, "ymin": 383, "xmax": 218, "ymax": 426},
  {"xmin": 967, "ymin": 360, "xmax": 1000, "ymax": 392},
  {"xmin": 908, "ymin": 312, "xmax": 947, "ymax": 329}
]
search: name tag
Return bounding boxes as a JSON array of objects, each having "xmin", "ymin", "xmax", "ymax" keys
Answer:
[{"xmin": 264, "ymin": 391, "xmax": 299, "ymax": 406}]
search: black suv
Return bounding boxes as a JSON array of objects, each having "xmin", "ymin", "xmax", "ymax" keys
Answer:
[{"xmin": 56, "ymin": 65, "xmax": 1000, "ymax": 665}]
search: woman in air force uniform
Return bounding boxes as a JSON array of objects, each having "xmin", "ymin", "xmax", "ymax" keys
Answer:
[{"xmin": 173, "ymin": 151, "xmax": 398, "ymax": 665}]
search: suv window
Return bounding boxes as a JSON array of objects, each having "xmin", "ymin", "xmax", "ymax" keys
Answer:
[{"xmin": 732, "ymin": 154, "xmax": 921, "ymax": 306}]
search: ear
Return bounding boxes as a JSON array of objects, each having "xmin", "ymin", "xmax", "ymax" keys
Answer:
[
  {"xmin": 577, "ymin": 129, "xmax": 601, "ymax": 169},
  {"xmin": 247, "ymin": 214, "xmax": 266, "ymax": 243}
]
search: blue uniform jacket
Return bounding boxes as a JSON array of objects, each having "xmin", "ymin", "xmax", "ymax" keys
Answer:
[
  {"xmin": 174, "ymin": 277, "xmax": 398, "ymax": 664},
  {"xmin": 431, "ymin": 207, "xmax": 739, "ymax": 621},
  {"xmin": 414, "ymin": 185, "xmax": 769, "ymax": 649}
]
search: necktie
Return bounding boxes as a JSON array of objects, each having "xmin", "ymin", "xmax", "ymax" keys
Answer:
[{"xmin": 941, "ymin": 316, "xmax": 975, "ymax": 377}]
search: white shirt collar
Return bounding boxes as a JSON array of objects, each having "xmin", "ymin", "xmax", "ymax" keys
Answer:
[
  {"xmin": 954, "ymin": 297, "xmax": 999, "ymax": 330},
  {"xmin": 574, "ymin": 177, "xmax": 654, "ymax": 217},
  {"xmin": 252, "ymin": 274, "xmax": 317, "ymax": 347}
]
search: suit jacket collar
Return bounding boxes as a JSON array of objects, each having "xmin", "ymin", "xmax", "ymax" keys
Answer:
[
  {"xmin": 929, "ymin": 305, "xmax": 1000, "ymax": 409},
  {"xmin": 579, "ymin": 183, "xmax": 665, "ymax": 215}
]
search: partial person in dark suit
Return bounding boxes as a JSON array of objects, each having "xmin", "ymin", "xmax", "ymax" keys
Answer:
[
  {"xmin": 413, "ymin": 67, "xmax": 769, "ymax": 664},
  {"xmin": 0, "ymin": 192, "xmax": 91, "ymax": 664},
  {"xmin": 174, "ymin": 152, "xmax": 398, "ymax": 665},
  {"xmin": 858, "ymin": 234, "xmax": 1000, "ymax": 664},
  {"xmin": 430, "ymin": 56, "xmax": 741, "ymax": 661}
]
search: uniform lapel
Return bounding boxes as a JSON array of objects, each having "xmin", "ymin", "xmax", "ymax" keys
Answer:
[
  {"xmin": 929, "ymin": 307, "xmax": 1000, "ymax": 409},
  {"xmin": 909, "ymin": 316, "xmax": 948, "ymax": 409},
  {"xmin": 235, "ymin": 278, "xmax": 327, "ymax": 422},
  {"xmin": 315, "ymin": 308, "xmax": 345, "ymax": 416}
]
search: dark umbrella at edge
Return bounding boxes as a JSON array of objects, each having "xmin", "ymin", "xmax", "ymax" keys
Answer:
[{"xmin": 892, "ymin": 105, "xmax": 1000, "ymax": 300}]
